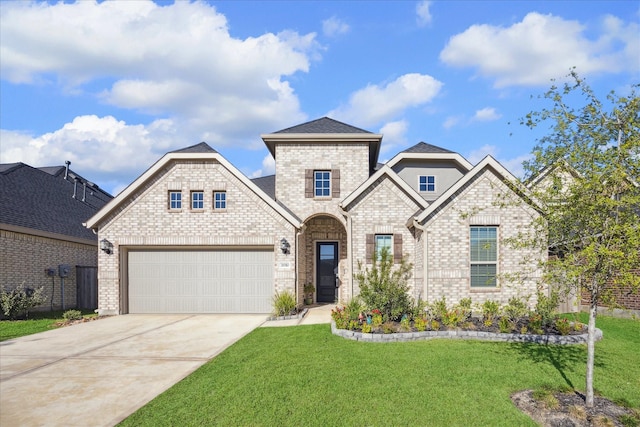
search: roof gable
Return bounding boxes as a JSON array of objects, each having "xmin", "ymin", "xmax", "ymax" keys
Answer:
[
  {"xmin": 85, "ymin": 145, "xmax": 300, "ymax": 229},
  {"xmin": 341, "ymin": 164, "xmax": 429, "ymax": 211},
  {"xmin": 415, "ymin": 155, "xmax": 536, "ymax": 224}
]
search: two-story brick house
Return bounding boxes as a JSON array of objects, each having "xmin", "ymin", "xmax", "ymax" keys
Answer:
[{"xmin": 86, "ymin": 118, "xmax": 544, "ymax": 315}]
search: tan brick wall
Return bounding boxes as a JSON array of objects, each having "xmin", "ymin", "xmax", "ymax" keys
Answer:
[
  {"xmin": 0, "ymin": 229, "xmax": 97, "ymax": 311},
  {"xmin": 423, "ymin": 169, "xmax": 544, "ymax": 308},
  {"xmin": 275, "ymin": 143, "xmax": 370, "ymax": 221},
  {"xmin": 95, "ymin": 159, "xmax": 296, "ymax": 314},
  {"xmin": 347, "ymin": 175, "xmax": 424, "ymax": 300}
]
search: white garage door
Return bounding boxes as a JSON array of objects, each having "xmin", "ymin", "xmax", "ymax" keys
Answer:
[{"xmin": 128, "ymin": 249, "xmax": 274, "ymax": 314}]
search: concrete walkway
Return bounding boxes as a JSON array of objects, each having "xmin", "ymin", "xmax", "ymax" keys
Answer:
[
  {"xmin": 0, "ymin": 314, "xmax": 265, "ymax": 427},
  {"xmin": 261, "ymin": 303, "xmax": 335, "ymax": 327}
]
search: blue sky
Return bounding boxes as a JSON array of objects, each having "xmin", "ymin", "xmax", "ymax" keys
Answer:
[{"xmin": 1, "ymin": 1, "xmax": 638, "ymax": 195}]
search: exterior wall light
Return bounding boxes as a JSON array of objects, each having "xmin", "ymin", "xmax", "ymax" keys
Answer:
[
  {"xmin": 280, "ymin": 237, "xmax": 290, "ymax": 254},
  {"xmin": 100, "ymin": 238, "xmax": 113, "ymax": 255}
]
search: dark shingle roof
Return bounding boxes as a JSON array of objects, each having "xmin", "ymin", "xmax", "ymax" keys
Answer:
[
  {"xmin": 274, "ymin": 117, "xmax": 372, "ymax": 134},
  {"xmin": 251, "ymin": 175, "xmax": 275, "ymax": 199},
  {"xmin": 0, "ymin": 163, "xmax": 113, "ymax": 241},
  {"xmin": 402, "ymin": 142, "xmax": 453, "ymax": 154},
  {"xmin": 170, "ymin": 142, "xmax": 217, "ymax": 154}
]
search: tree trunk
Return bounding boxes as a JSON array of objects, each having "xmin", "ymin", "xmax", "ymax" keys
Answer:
[{"xmin": 585, "ymin": 297, "xmax": 597, "ymax": 408}]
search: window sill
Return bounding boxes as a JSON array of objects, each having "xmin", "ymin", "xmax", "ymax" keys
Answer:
[{"xmin": 470, "ymin": 287, "xmax": 500, "ymax": 293}]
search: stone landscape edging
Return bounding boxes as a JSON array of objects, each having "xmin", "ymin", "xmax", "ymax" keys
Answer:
[
  {"xmin": 266, "ymin": 307, "xmax": 309, "ymax": 322},
  {"xmin": 331, "ymin": 321, "xmax": 603, "ymax": 344}
]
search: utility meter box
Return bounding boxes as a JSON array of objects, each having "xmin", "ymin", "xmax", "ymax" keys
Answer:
[
  {"xmin": 58, "ymin": 264, "xmax": 71, "ymax": 278},
  {"xmin": 45, "ymin": 267, "xmax": 56, "ymax": 277}
]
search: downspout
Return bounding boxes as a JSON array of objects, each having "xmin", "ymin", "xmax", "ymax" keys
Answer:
[
  {"xmin": 413, "ymin": 218, "xmax": 428, "ymax": 303},
  {"xmin": 339, "ymin": 205, "xmax": 353, "ymax": 301},
  {"xmin": 295, "ymin": 225, "xmax": 306, "ymax": 305}
]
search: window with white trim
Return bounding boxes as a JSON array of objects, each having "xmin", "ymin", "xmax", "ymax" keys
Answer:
[
  {"xmin": 375, "ymin": 234, "xmax": 392, "ymax": 259},
  {"xmin": 191, "ymin": 191, "xmax": 204, "ymax": 210},
  {"xmin": 314, "ymin": 171, "xmax": 331, "ymax": 197},
  {"xmin": 470, "ymin": 226, "xmax": 497, "ymax": 287},
  {"xmin": 419, "ymin": 175, "xmax": 436, "ymax": 192},
  {"xmin": 169, "ymin": 191, "xmax": 182, "ymax": 209},
  {"xmin": 214, "ymin": 191, "xmax": 226, "ymax": 210}
]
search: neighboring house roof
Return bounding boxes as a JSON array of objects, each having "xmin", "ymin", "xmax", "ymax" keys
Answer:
[
  {"xmin": 402, "ymin": 142, "xmax": 454, "ymax": 154},
  {"xmin": 0, "ymin": 162, "xmax": 112, "ymax": 244},
  {"xmin": 274, "ymin": 117, "xmax": 372, "ymax": 134},
  {"xmin": 261, "ymin": 117, "xmax": 383, "ymax": 172},
  {"xmin": 415, "ymin": 155, "xmax": 535, "ymax": 225},
  {"xmin": 85, "ymin": 148, "xmax": 301, "ymax": 230},
  {"xmin": 251, "ymin": 175, "xmax": 275, "ymax": 199},
  {"xmin": 341, "ymin": 164, "xmax": 430, "ymax": 211}
]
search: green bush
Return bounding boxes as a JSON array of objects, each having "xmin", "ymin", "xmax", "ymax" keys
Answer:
[
  {"xmin": 534, "ymin": 289, "xmax": 559, "ymax": 328},
  {"xmin": 503, "ymin": 296, "xmax": 529, "ymax": 322},
  {"xmin": 272, "ymin": 290, "xmax": 296, "ymax": 317},
  {"xmin": 0, "ymin": 283, "xmax": 47, "ymax": 320},
  {"xmin": 431, "ymin": 296, "xmax": 448, "ymax": 320},
  {"xmin": 62, "ymin": 309, "xmax": 82, "ymax": 321},
  {"xmin": 481, "ymin": 299, "xmax": 501, "ymax": 326},
  {"xmin": 356, "ymin": 247, "xmax": 413, "ymax": 322}
]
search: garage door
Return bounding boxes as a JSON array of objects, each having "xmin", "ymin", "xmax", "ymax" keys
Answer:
[{"xmin": 128, "ymin": 249, "xmax": 274, "ymax": 314}]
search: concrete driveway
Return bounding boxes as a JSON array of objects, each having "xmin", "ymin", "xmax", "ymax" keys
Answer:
[{"xmin": 0, "ymin": 314, "xmax": 266, "ymax": 427}]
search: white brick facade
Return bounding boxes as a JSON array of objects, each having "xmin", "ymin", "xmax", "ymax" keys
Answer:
[{"xmin": 88, "ymin": 118, "xmax": 544, "ymax": 314}]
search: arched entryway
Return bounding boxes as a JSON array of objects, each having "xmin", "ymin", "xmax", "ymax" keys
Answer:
[{"xmin": 299, "ymin": 215, "xmax": 347, "ymax": 304}]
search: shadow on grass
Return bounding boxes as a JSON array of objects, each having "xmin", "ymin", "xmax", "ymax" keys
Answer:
[{"xmin": 500, "ymin": 342, "xmax": 605, "ymax": 390}]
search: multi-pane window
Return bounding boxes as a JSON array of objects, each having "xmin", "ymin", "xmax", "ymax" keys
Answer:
[
  {"xmin": 314, "ymin": 171, "xmax": 331, "ymax": 197},
  {"xmin": 191, "ymin": 191, "xmax": 204, "ymax": 210},
  {"xmin": 470, "ymin": 226, "xmax": 497, "ymax": 287},
  {"xmin": 419, "ymin": 175, "xmax": 436, "ymax": 192},
  {"xmin": 169, "ymin": 191, "xmax": 182, "ymax": 209},
  {"xmin": 214, "ymin": 191, "xmax": 226, "ymax": 210},
  {"xmin": 375, "ymin": 234, "xmax": 393, "ymax": 259}
]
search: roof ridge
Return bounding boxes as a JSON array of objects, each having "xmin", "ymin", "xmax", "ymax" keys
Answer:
[{"xmin": 274, "ymin": 117, "xmax": 372, "ymax": 134}]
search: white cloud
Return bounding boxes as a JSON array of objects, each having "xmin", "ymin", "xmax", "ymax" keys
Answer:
[
  {"xmin": 322, "ymin": 16, "xmax": 350, "ymax": 37},
  {"xmin": 443, "ymin": 116, "xmax": 461, "ymax": 130},
  {"xmin": 466, "ymin": 144, "xmax": 530, "ymax": 178},
  {"xmin": 328, "ymin": 73, "xmax": 443, "ymax": 127},
  {"xmin": 379, "ymin": 120, "xmax": 408, "ymax": 155},
  {"xmin": 472, "ymin": 107, "xmax": 502, "ymax": 122},
  {"xmin": 0, "ymin": 115, "xmax": 182, "ymax": 194},
  {"xmin": 0, "ymin": 0, "xmax": 314, "ymax": 142},
  {"xmin": 250, "ymin": 154, "xmax": 276, "ymax": 178},
  {"xmin": 440, "ymin": 12, "xmax": 640, "ymax": 87},
  {"xmin": 416, "ymin": 1, "xmax": 432, "ymax": 27}
]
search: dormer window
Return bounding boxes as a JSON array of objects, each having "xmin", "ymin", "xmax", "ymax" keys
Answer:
[
  {"xmin": 314, "ymin": 171, "xmax": 331, "ymax": 197},
  {"xmin": 419, "ymin": 175, "xmax": 436, "ymax": 192}
]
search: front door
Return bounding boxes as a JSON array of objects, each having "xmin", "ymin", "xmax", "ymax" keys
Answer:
[{"xmin": 316, "ymin": 242, "xmax": 338, "ymax": 303}]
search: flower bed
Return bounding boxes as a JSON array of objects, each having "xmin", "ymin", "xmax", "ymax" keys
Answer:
[{"xmin": 331, "ymin": 320, "xmax": 602, "ymax": 344}]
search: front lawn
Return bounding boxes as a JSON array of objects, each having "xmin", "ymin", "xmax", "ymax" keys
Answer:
[
  {"xmin": 0, "ymin": 309, "xmax": 97, "ymax": 341},
  {"xmin": 121, "ymin": 314, "xmax": 639, "ymax": 426}
]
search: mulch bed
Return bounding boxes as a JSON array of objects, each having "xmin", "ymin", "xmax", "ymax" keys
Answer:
[{"xmin": 512, "ymin": 389, "xmax": 639, "ymax": 427}]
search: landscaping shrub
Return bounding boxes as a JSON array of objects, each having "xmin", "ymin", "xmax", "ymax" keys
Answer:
[
  {"xmin": 272, "ymin": 290, "xmax": 296, "ymax": 317},
  {"xmin": 535, "ymin": 289, "xmax": 560, "ymax": 328},
  {"xmin": 481, "ymin": 299, "xmax": 501, "ymax": 327},
  {"xmin": 503, "ymin": 296, "xmax": 529, "ymax": 322},
  {"xmin": 355, "ymin": 247, "xmax": 413, "ymax": 322},
  {"xmin": 62, "ymin": 309, "xmax": 82, "ymax": 321},
  {"xmin": 0, "ymin": 283, "xmax": 46, "ymax": 320}
]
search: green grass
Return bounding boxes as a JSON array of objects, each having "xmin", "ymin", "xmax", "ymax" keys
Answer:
[
  {"xmin": 121, "ymin": 314, "xmax": 639, "ymax": 427},
  {"xmin": 0, "ymin": 309, "xmax": 97, "ymax": 341}
]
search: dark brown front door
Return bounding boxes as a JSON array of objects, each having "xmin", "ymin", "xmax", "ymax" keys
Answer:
[{"xmin": 316, "ymin": 242, "xmax": 338, "ymax": 303}]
